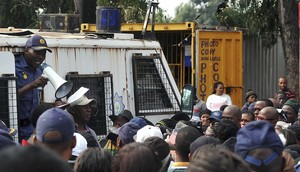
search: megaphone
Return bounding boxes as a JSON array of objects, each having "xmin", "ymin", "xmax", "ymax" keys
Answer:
[{"xmin": 39, "ymin": 63, "xmax": 73, "ymax": 99}]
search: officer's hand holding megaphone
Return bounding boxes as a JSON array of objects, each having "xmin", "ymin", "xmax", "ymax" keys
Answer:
[{"xmin": 31, "ymin": 76, "xmax": 48, "ymax": 88}]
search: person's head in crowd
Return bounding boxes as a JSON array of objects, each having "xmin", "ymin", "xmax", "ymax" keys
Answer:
[
  {"xmin": 282, "ymin": 129, "xmax": 298, "ymax": 146},
  {"xmin": 156, "ymin": 119, "xmax": 176, "ymax": 137},
  {"xmin": 223, "ymin": 136, "xmax": 237, "ymax": 152},
  {"xmin": 282, "ymin": 99, "xmax": 299, "ymax": 124},
  {"xmin": 199, "ymin": 109, "xmax": 211, "ymax": 131},
  {"xmin": 245, "ymin": 89, "xmax": 257, "ymax": 104},
  {"xmin": 31, "ymin": 102, "xmax": 55, "ymax": 128},
  {"xmin": 67, "ymin": 95, "xmax": 97, "ymax": 130},
  {"xmin": 134, "ymin": 125, "xmax": 163, "ymax": 143},
  {"xmin": 171, "ymin": 111, "xmax": 190, "ymax": 122},
  {"xmin": 117, "ymin": 122, "xmax": 139, "ymax": 148},
  {"xmin": 69, "ymin": 133, "xmax": 87, "ymax": 165},
  {"xmin": 240, "ymin": 111, "xmax": 255, "ymax": 128},
  {"xmin": 0, "ymin": 145, "xmax": 72, "ymax": 172},
  {"xmin": 278, "ymin": 76, "xmax": 288, "ymax": 91},
  {"xmin": 248, "ymin": 101, "xmax": 256, "ymax": 113},
  {"xmin": 109, "ymin": 110, "xmax": 133, "ymax": 132},
  {"xmin": 213, "ymin": 119, "xmax": 238, "ymax": 143},
  {"xmin": 74, "ymin": 147, "xmax": 112, "ymax": 172},
  {"xmin": 219, "ymin": 104, "xmax": 228, "ymax": 111},
  {"xmin": 222, "ymin": 105, "xmax": 242, "ymax": 128},
  {"xmin": 175, "ymin": 126, "xmax": 201, "ymax": 162},
  {"xmin": 235, "ymin": 121, "xmax": 285, "ymax": 172},
  {"xmin": 78, "ymin": 131, "xmax": 99, "ymax": 147},
  {"xmin": 284, "ymin": 148, "xmax": 300, "ymax": 159},
  {"xmin": 112, "ymin": 142, "xmax": 161, "ymax": 172},
  {"xmin": 209, "ymin": 110, "xmax": 222, "ymax": 123},
  {"xmin": 204, "ymin": 125, "xmax": 215, "ymax": 137},
  {"xmin": 34, "ymin": 107, "xmax": 76, "ymax": 161},
  {"xmin": 187, "ymin": 144, "xmax": 251, "ymax": 172},
  {"xmin": 156, "ymin": 118, "xmax": 176, "ymax": 130},
  {"xmin": 288, "ymin": 125, "xmax": 300, "ymax": 144},
  {"xmin": 256, "ymin": 107, "xmax": 279, "ymax": 127},
  {"xmin": 24, "ymin": 35, "xmax": 52, "ymax": 71},
  {"xmin": 254, "ymin": 98, "xmax": 274, "ymax": 119},
  {"xmin": 26, "ymin": 102, "xmax": 55, "ymax": 145},
  {"xmin": 212, "ymin": 81, "xmax": 225, "ymax": 95},
  {"xmin": 168, "ymin": 121, "xmax": 188, "ymax": 152},
  {"xmin": 200, "ymin": 109, "xmax": 211, "ymax": 126},
  {"xmin": 285, "ymin": 144, "xmax": 300, "ymax": 156},
  {"xmin": 130, "ymin": 117, "xmax": 148, "ymax": 128},
  {"xmin": 269, "ymin": 98, "xmax": 280, "ymax": 109},
  {"xmin": 144, "ymin": 136, "xmax": 171, "ymax": 172},
  {"xmin": 189, "ymin": 136, "xmax": 220, "ymax": 156},
  {"xmin": 144, "ymin": 136, "xmax": 170, "ymax": 162},
  {"xmin": 275, "ymin": 90, "xmax": 288, "ymax": 108},
  {"xmin": 0, "ymin": 129, "xmax": 17, "ymax": 150}
]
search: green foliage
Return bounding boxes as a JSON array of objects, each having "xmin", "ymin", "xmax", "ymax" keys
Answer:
[
  {"xmin": 218, "ymin": 0, "xmax": 279, "ymax": 47},
  {"xmin": 172, "ymin": 0, "xmax": 279, "ymax": 47},
  {"xmin": 172, "ymin": 2, "xmax": 198, "ymax": 22},
  {"xmin": 172, "ymin": 0, "xmax": 224, "ymax": 25},
  {"xmin": 156, "ymin": 8, "xmax": 172, "ymax": 23},
  {"xmin": 0, "ymin": 0, "xmax": 74, "ymax": 28},
  {"xmin": 0, "ymin": 0, "xmax": 148, "ymax": 28}
]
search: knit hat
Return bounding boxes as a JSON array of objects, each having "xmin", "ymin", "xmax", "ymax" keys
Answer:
[
  {"xmin": 245, "ymin": 89, "xmax": 257, "ymax": 101},
  {"xmin": 283, "ymin": 99, "xmax": 299, "ymax": 114}
]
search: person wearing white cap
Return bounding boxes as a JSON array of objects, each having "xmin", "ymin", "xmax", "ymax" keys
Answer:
[
  {"xmin": 67, "ymin": 87, "xmax": 99, "ymax": 147},
  {"xmin": 134, "ymin": 125, "xmax": 163, "ymax": 143}
]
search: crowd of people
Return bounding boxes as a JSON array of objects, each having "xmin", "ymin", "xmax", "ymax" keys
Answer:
[{"xmin": 2, "ymin": 34, "xmax": 300, "ymax": 171}]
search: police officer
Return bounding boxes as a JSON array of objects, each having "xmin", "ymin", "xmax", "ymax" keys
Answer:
[{"xmin": 15, "ymin": 35, "xmax": 51, "ymax": 141}]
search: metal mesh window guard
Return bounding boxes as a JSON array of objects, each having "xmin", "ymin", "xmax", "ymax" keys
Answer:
[
  {"xmin": 0, "ymin": 77, "xmax": 18, "ymax": 141},
  {"xmin": 132, "ymin": 54, "xmax": 180, "ymax": 115},
  {"xmin": 66, "ymin": 73, "xmax": 114, "ymax": 137}
]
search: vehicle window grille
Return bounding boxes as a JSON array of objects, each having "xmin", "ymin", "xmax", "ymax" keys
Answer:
[
  {"xmin": 0, "ymin": 77, "xmax": 18, "ymax": 141},
  {"xmin": 132, "ymin": 55, "xmax": 180, "ymax": 115}
]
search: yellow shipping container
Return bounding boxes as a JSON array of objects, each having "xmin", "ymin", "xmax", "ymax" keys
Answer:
[{"xmin": 196, "ymin": 30, "xmax": 243, "ymax": 107}]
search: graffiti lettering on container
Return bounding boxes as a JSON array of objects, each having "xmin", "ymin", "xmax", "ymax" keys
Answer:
[
  {"xmin": 199, "ymin": 40, "xmax": 221, "ymax": 100},
  {"xmin": 201, "ymin": 40, "xmax": 219, "ymax": 48}
]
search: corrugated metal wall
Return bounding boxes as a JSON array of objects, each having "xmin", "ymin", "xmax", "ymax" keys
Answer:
[{"xmin": 243, "ymin": 37, "xmax": 285, "ymax": 102}]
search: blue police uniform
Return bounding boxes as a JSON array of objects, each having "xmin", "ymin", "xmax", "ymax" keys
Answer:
[{"xmin": 15, "ymin": 54, "xmax": 42, "ymax": 140}]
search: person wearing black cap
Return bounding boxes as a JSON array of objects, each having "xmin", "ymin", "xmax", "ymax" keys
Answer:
[
  {"xmin": 241, "ymin": 89, "xmax": 257, "ymax": 112},
  {"xmin": 15, "ymin": 34, "xmax": 52, "ymax": 141},
  {"xmin": 108, "ymin": 109, "xmax": 133, "ymax": 133},
  {"xmin": 100, "ymin": 110, "xmax": 133, "ymax": 156}
]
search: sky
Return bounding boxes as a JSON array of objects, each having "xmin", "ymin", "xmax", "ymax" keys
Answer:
[{"xmin": 158, "ymin": 0, "xmax": 190, "ymax": 18}]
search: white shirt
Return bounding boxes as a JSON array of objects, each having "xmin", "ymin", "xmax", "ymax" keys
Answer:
[{"xmin": 206, "ymin": 94, "xmax": 232, "ymax": 111}]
